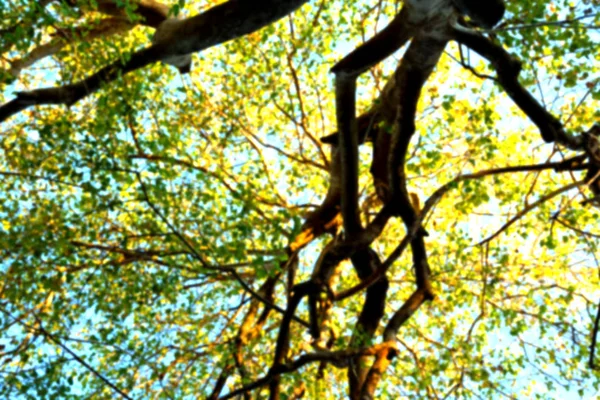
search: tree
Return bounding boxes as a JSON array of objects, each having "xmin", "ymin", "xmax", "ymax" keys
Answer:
[{"xmin": 0, "ymin": 0, "xmax": 599, "ymax": 398}]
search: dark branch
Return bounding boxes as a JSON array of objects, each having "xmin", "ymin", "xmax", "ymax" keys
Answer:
[
  {"xmin": 452, "ymin": 27, "xmax": 582, "ymax": 149},
  {"xmin": 220, "ymin": 343, "xmax": 396, "ymax": 400},
  {"xmin": 589, "ymin": 299, "xmax": 600, "ymax": 370},
  {"xmin": 331, "ymin": 6, "xmax": 415, "ymax": 238},
  {"xmin": 31, "ymin": 315, "xmax": 133, "ymax": 400},
  {"xmin": 0, "ymin": 0, "xmax": 311, "ymax": 124}
]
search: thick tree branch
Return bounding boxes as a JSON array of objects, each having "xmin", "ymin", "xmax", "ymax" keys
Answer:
[
  {"xmin": 332, "ymin": 7, "xmax": 415, "ymax": 238},
  {"xmin": 331, "ymin": 8, "xmax": 413, "ymax": 76},
  {"xmin": 269, "ymin": 280, "xmax": 319, "ymax": 400},
  {"xmin": 290, "ymin": 145, "xmax": 343, "ymax": 252},
  {"xmin": 348, "ymin": 248, "xmax": 389, "ymax": 399},
  {"xmin": 359, "ymin": 288, "xmax": 432, "ymax": 398},
  {"xmin": 385, "ymin": 35, "xmax": 446, "ymax": 300},
  {"xmin": 0, "ymin": 0, "xmax": 311, "ymax": 124},
  {"xmin": 334, "ymin": 74, "xmax": 362, "ymax": 236},
  {"xmin": 208, "ymin": 364, "xmax": 234, "ymax": 400},
  {"xmin": 269, "ymin": 220, "xmax": 395, "ymax": 398},
  {"xmin": 590, "ymin": 299, "xmax": 600, "ymax": 370}
]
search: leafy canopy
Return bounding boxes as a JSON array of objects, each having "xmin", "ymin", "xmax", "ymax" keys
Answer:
[{"xmin": 0, "ymin": 0, "xmax": 599, "ymax": 399}]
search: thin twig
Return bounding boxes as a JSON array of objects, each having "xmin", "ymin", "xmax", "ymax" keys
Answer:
[
  {"xmin": 478, "ymin": 181, "xmax": 583, "ymax": 246},
  {"xmin": 30, "ymin": 314, "xmax": 133, "ymax": 400}
]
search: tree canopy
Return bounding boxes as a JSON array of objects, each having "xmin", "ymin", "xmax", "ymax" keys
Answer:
[{"xmin": 1, "ymin": 0, "xmax": 599, "ymax": 399}]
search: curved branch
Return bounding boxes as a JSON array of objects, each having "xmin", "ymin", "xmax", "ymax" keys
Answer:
[
  {"xmin": 332, "ymin": 6, "xmax": 415, "ymax": 238},
  {"xmin": 386, "ymin": 34, "xmax": 447, "ymax": 297},
  {"xmin": 331, "ymin": 8, "xmax": 413, "ymax": 76}
]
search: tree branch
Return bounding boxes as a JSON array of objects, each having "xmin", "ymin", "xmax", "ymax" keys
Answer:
[
  {"xmin": 220, "ymin": 343, "xmax": 397, "ymax": 400},
  {"xmin": 0, "ymin": 0, "xmax": 311, "ymax": 123},
  {"xmin": 452, "ymin": 27, "xmax": 582, "ymax": 149},
  {"xmin": 589, "ymin": 298, "xmax": 600, "ymax": 370},
  {"xmin": 30, "ymin": 314, "xmax": 133, "ymax": 400},
  {"xmin": 478, "ymin": 181, "xmax": 584, "ymax": 246}
]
